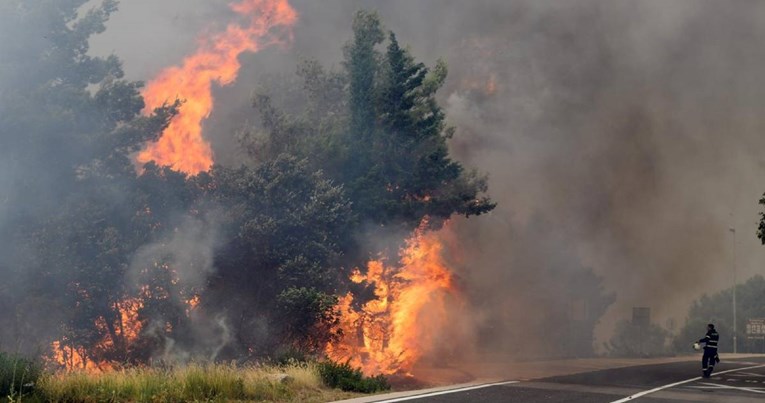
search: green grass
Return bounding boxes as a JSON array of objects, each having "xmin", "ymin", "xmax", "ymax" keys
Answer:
[{"xmin": 29, "ymin": 362, "xmax": 365, "ymax": 402}]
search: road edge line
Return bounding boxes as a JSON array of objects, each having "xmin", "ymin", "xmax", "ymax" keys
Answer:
[
  {"xmin": 371, "ymin": 380, "xmax": 520, "ymax": 402},
  {"xmin": 609, "ymin": 363, "xmax": 765, "ymax": 402}
]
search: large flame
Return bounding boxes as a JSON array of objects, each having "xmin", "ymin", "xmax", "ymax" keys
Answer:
[
  {"xmin": 49, "ymin": 297, "xmax": 144, "ymax": 372},
  {"xmin": 326, "ymin": 219, "xmax": 462, "ymax": 375},
  {"xmin": 136, "ymin": 0, "xmax": 298, "ymax": 174},
  {"xmin": 49, "ymin": 288, "xmax": 203, "ymax": 372}
]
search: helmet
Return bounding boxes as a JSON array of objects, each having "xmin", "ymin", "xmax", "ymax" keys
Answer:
[{"xmin": 693, "ymin": 342, "xmax": 701, "ymax": 351}]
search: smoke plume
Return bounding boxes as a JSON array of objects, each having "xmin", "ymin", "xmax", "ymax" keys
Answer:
[{"xmin": 4, "ymin": 0, "xmax": 765, "ymax": 364}]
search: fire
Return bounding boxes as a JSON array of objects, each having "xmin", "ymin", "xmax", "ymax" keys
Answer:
[
  {"xmin": 326, "ymin": 219, "xmax": 462, "ymax": 375},
  {"xmin": 49, "ymin": 341, "xmax": 105, "ymax": 372},
  {"xmin": 115, "ymin": 298, "xmax": 144, "ymax": 341},
  {"xmin": 136, "ymin": 0, "xmax": 298, "ymax": 174},
  {"xmin": 49, "ymin": 297, "xmax": 144, "ymax": 372},
  {"xmin": 186, "ymin": 294, "xmax": 201, "ymax": 316}
]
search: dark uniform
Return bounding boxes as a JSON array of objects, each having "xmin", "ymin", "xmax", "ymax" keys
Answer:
[{"xmin": 698, "ymin": 325, "xmax": 719, "ymax": 378}]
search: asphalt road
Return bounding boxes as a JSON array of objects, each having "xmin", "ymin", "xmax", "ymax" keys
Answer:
[{"xmin": 373, "ymin": 356, "xmax": 765, "ymax": 403}]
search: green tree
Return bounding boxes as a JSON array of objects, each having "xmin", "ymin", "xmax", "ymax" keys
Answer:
[
  {"xmin": 0, "ymin": 4, "xmax": 497, "ymax": 365},
  {"xmin": 201, "ymin": 155, "xmax": 353, "ymax": 356},
  {"xmin": 276, "ymin": 287, "xmax": 340, "ymax": 353},
  {"xmin": 240, "ymin": 12, "xmax": 497, "ymax": 354},
  {"xmin": 346, "ymin": 11, "xmax": 384, "ymax": 140},
  {"xmin": 0, "ymin": 0, "xmax": 176, "ymax": 362},
  {"xmin": 342, "ymin": 12, "xmax": 495, "ymax": 228},
  {"xmin": 673, "ymin": 275, "xmax": 765, "ymax": 353},
  {"xmin": 248, "ymin": 10, "xmax": 494, "ymax": 233}
]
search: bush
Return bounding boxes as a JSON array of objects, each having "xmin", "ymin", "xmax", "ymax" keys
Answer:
[
  {"xmin": 273, "ymin": 347, "xmax": 309, "ymax": 366},
  {"xmin": 317, "ymin": 360, "xmax": 390, "ymax": 393},
  {"xmin": 0, "ymin": 352, "xmax": 42, "ymax": 399},
  {"xmin": 605, "ymin": 320, "xmax": 672, "ymax": 357}
]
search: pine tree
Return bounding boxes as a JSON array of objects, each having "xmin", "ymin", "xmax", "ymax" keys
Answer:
[{"xmin": 342, "ymin": 12, "xmax": 495, "ymax": 229}]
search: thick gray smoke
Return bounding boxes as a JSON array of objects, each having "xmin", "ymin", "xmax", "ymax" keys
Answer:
[
  {"xmin": 128, "ymin": 212, "xmax": 222, "ymax": 294},
  {"xmin": 127, "ymin": 211, "xmax": 236, "ymax": 363},
  {"xmin": 72, "ymin": 0, "xmax": 765, "ymax": 355},
  {"xmin": 429, "ymin": 0, "xmax": 765, "ymax": 347}
]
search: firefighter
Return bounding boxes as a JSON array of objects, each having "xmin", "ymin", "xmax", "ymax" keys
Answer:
[{"xmin": 697, "ymin": 323, "xmax": 719, "ymax": 378}]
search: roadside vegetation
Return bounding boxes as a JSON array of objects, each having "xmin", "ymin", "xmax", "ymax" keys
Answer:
[
  {"xmin": 317, "ymin": 360, "xmax": 390, "ymax": 393},
  {"xmin": 0, "ymin": 355, "xmax": 386, "ymax": 402},
  {"xmin": 606, "ymin": 275, "xmax": 765, "ymax": 357}
]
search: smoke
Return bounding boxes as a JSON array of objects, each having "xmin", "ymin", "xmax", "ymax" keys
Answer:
[
  {"xmin": 88, "ymin": 0, "xmax": 765, "ymax": 353},
  {"xmin": 85, "ymin": 0, "xmax": 231, "ymax": 80},
  {"xmin": 431, "ymin": 0, "xmax": 765, "ymax": 348},
  {"xmin": 272, "ymin": 0, "xmax": 765, "ymax": 352},
  {"xmin": 128, "ymin": 212, "xmax": 222, "ymax": 296},
  {"xmin": 145, "ymin": 314, "xmax": 233, "ymax": 364},
  {"xmin": 128, "ymin": 211, "xmax": 235, "ymax": 363},
  {"xmin": 3, "ymin": 0, "xmax": 764, "ymax": 364}
]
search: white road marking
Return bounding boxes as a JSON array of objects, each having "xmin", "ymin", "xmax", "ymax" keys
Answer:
[
  {"xmin": 372, "ymin": 380, "xmax": 519, "ymax": 402},
  {"xmin": 609, "ymin": 364, "xmax": 765, "ymax": 402},
  {"xmin": 732, "ymin": 372, "xmax": 765, "ymax": 377},
  {"xmin": 691, "ymin": 382, "xmax": 765, "ymax": 394}
]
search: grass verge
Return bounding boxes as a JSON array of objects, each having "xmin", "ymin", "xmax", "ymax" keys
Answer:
[{"xmin": 24, "ymin": 362, "xmax": 364, "ymax": 402}]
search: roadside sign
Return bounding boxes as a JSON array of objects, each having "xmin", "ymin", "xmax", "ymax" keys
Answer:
[
  {"xmin": 746, "ymin": 318, "xmax": 765, "ymax": 339},
  {"xmin": 632, "ymin": 307, "xmax": 650, "ymax": 327}
]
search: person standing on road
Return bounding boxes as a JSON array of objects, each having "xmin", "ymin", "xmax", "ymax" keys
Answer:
[{"xmin": 697, "ymin": 323, "xmax": 719, "ymax": 378}]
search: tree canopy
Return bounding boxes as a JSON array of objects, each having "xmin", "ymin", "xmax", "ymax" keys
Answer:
[
  {"xmin": 0, "ymin": 4, "xmax": 495, "ymax": 366},
  {"xmin": 673, "ymin": 275, "xmax": 765, "ymax": 353},
  {"xmin": 248, "ymin": 10, "xmax": 495, "ymax": 234},
  {"xmin": 0, "ymin": 0, "xmax": 175, "ymax": 360}
]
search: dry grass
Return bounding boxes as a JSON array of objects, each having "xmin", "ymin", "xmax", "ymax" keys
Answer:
[{"xmin": 33, "ymin": 362, "xmax": 362, "ymax": 402}]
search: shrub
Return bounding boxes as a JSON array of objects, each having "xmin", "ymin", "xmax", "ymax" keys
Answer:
[
  {"xmin": 605, "ymin": 320, "xmax": 672, "ymax": 357},
  {"xmin": 0, "ymin": 352, "xmax": 42, "ymax": 399},
  {"xmin": 273, "ymin": 347, "xmax": 309, "ymax": 365},
  {"xmin": 317, "ymin": 360, "xmax": 390, "ymax": 393}
]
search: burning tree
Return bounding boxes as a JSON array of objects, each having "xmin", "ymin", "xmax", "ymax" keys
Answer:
[
  {"xmin": 0, "ymin": 0, "xmax": 181, "ymax": 368},
  {"xmin": 0, "ymin": 1, "xmax": 493, "ymax": 374},
  {"xmin": 245, "ymin": 11, "xmax": 496, "ymax": 374}
]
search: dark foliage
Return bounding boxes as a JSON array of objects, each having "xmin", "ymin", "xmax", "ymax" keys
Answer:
[
  {"xmin": 673, "ymin": 275, "xmax": 765, "ymax": 353},
  {"xmin": 248, "ymin": 10, "xmax": 495, "ymax": 235},
  {"xmin": 317, "ymin": 360, "xmax": 390, "ymax": 393},
  {"xmin": 0, "ymin": 353, "xmax": 41, "ymax": 398},
  {"xmin": 0, "ymin": 0, "xmax": 176, "ymax": 362},
  {"xmin": 0, "ymin": 2, "xmax": 493, "ymax": 367},
  {"xmin": 605, "ymin": 320, "xmax": 671, "ymax": 357}
]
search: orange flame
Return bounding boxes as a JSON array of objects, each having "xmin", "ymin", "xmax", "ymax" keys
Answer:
[
  {"xmin": 49, "ymin": 297, "xmax": 144, "ymax": 372},
  {"xmin": 49, "ymin": 341, "xmax": 107, "ymax": 372},
  {"xmin": 185, "ymin": 294, "xmax": 201, "ymax": 316},
  {"xmin": 326, "ymin": 219, "xmax": 462, "ymax": 375},
  {"xmin": 136, "ymin": 0, "xmax": 298, "ymax": 174},
  {"xmin": 114, "ymin": 297, "xmax": 144, "ymax": 342}
]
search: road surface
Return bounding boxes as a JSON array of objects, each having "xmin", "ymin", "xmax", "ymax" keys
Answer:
[{"xmin": 341, "ymin": 356, "xmax": 765, "ymax": 403}]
